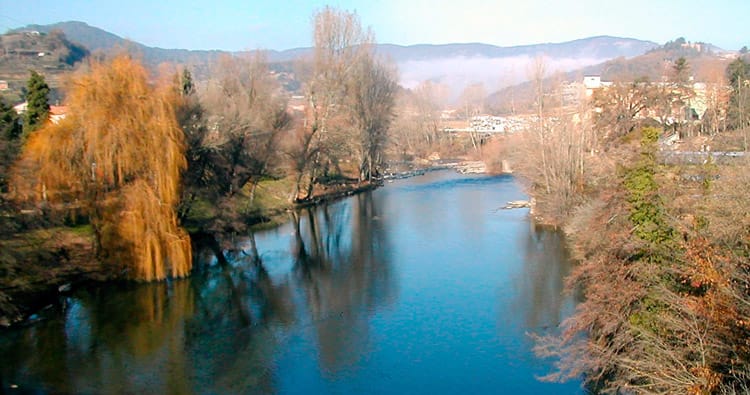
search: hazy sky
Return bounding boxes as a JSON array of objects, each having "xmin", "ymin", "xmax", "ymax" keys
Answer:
[{"xmin": 1, "ymin": 0, "xmax": 748, "ymax": 51}]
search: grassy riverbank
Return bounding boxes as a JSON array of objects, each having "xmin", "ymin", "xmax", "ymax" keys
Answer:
[
  {"xmin": 0, "ymin": 175, "xmax": 382, "ymax": 327},
  {"xmin": 0, "ymin": 159, "xmax": 480, "ymax": 328},
  {"xmin": 0, "ymin": 225, "xmax": 100, "ymax": 325}
]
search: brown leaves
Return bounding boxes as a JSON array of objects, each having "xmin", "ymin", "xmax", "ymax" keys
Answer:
[
  {"xmin": 683, "ymin": 236, "xmax": 726, "ymax": 290},
  {"xmin": 15, "ymin": 55, "xmax": 191, "ymax": 281}
]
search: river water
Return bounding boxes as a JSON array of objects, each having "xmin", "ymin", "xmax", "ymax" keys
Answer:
[{"xmin": 0, "ymin": 170, "xmax": 582, "ymax": 394}]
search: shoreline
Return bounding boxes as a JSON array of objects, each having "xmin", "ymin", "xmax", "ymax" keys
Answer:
[{"xmin": 0, "ymin": 159, "xmax": 493, "ymax": 329}]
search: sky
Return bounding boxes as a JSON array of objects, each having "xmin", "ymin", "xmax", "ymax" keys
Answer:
[{"xmin": 1, "ymin": 0, "xmax": 749, "ymax": 51}]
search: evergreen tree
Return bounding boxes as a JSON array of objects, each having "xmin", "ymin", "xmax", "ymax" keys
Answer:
[
  {"xmin": 672, "ymin": 57, "xmax": 690, "ymax": 84},
  {"xmin": 23, "ymin": 70, "xmax": 50, "ymax": 136},
  {"xmin": 0, "ymin": 98, "xmax": 21, "ymax": 140},
  {"xmin": 181, "ymin": 68, "xmax": 194, "ymax": 97},
  {"xmin": 0, "ymin": 98, "xmax": 22, "ymax": 191}
]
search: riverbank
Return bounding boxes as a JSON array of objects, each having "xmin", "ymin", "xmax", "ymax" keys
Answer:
[
  {"xmin": 521, "ymin": 129, "xmax": 750, "ymax": 393},
  {"xmin": 0, "ymin": 160, "xmax": 494, "ymax": 328},
  {"xmin": 0, "ymin": 226, "xmax": 103, "ymax": 327},
  {"xmin": 0, "ymin": 172, "xmax": 400, "ymax": 327},
  {"xmin": 0, "ymin": 167, "xmax": 581, "ymax": 394}
]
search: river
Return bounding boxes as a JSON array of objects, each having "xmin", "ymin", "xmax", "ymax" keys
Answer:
[{"xmin": 0, "ymin": 170, "xmax": 582, "ymax": 394}]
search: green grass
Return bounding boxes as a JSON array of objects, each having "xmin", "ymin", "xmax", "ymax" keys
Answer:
[
  {"xmin": 66, "ymin": 224, "xmax": 93, "ymax": 236},
  {"xmin": 250, "ymin": 176, "xmax": 296, "ymax": 213}
]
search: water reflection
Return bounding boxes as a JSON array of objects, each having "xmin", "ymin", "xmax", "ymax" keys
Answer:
[
  {"xmin": 512, "ymin": 224, "xmax": 579, "ymax": 331},
  {"xmin": 0, "ymin": 191, "xmax": 395, "ymax": 394},
  {"xmin": 291, "ymin": 193, "xmax": 396, "ymax": 374},
  {"xmin": 0, "ymin": 172, "xmax": 581, "ymax": 394},
  {"xmin": 1, "ymin": 281, "xmax": 198, "ymax": 394}
]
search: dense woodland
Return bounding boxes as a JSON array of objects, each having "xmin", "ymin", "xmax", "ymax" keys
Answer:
[{"xmin": 2, "ymin": 8, "xmax": 750, "ymax": 393}]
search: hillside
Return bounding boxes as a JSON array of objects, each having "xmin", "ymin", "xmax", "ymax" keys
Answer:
[
  {"xmin": 10, "ymin": 21, "xmax": 658, "ymax": 95},
  {"xmin": 487, "ymin": 41, "xmax": 733, "ymax": 115},
  {"xmin": 11, "ymin": 22, "xmax": 224, "ymax": 79},
  {"xmin": 12, "ymin": 22, "xmax": 656, "ymax": 62},
  {"xmin": 0, "ymin": 30, "xmax": 89, "ymax": 103}
]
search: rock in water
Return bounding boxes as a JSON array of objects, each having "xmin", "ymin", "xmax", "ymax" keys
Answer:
[
  {"xmin": 456, "ymin": 161, "xmax": 487, "ymax": 174},
  {"xmin": 502, "ymin": 200, "xmax": 530, "ymax": 209}
]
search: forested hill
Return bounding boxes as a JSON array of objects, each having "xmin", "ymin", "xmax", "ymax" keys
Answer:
[
  {"xmin": 10, "ymin": 21, "xmax": 225, "ymax": 79},
  {"xmin": 0, "ymin": 29, "xmax": 89, "ymax": 103}
]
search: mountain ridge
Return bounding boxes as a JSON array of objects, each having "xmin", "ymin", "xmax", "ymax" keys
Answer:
[{"xmin": 10, "ymin": 21, "xmax": 658, "ymax": 64}]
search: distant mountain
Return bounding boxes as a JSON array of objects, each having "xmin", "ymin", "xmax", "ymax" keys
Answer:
[
  {"xmin": 371, "ymin": 37, "xmax": 658, "ymax": 96},
  {"xmin": 9, "ymin": 21, "xmax": 660, "ymax": 96},
  {"xmin": 12, "ymin": 21, "xmax": 656, "ymax": 62},
  {"xmin": 263, "ymin": 36, "xmax": 657, "ymax": 63},
  {"xmin": 380, "ymin": 36, "xmax": 656, "ymax": 62}
]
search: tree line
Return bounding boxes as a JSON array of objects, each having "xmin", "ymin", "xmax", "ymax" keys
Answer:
[{"xmin": 0, "ymin": 7, "xmax": 401, "ymax": 283}]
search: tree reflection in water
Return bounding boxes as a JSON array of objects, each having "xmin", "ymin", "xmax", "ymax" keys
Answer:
[
  {"xmin": 291, "ymin": 192, "xmax": 396, "ymax": 375},
  {"xmin": 0, "ymin": 192, "xmax": 395, "ymax": 394},
  {"xmin": 511, "ymin": 224, "xmax": 582, "ymax": 332},
  {"xmin": 1, "ymin": 172, "xmax": 586, "ymax": 394}
]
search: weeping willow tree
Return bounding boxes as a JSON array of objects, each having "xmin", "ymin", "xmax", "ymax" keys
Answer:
[{"xmin": 19, "ymin": 55, "xmax": 191, "ymax": 281}]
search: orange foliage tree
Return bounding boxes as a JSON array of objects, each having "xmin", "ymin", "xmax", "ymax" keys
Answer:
[{"xmin": 19, "ymin": 55, "xmax": 191, "ymax": 281}]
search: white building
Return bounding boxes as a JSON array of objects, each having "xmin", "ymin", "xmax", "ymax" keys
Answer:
[{"xmin": 583, "ymin": 75, "xmax": 613, "ymax": 97}]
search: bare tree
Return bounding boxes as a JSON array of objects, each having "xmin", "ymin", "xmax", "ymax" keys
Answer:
[
  {"xmin": 290, "ymin": 6, "xmax": 382, "ymax": 200},
  {"xmin": 591, "ymin": 78, "xmax": 656, "ymax": 142},
  {"xmin": 508, "ymin": 59, "xmax": 595, "ymax": 223},
  {"xmin": 201, "ymin": 53, "xmax": 290, "ymax": 202},
  {"xmin": 458, "ymin": 82, "xmax": 487, "ymax": 152},
  {"xmin": 389, "ymin": 83, "xmax": 446, "ymax": 161},
  {"xmin": 530, "ymin": 56, "xmax": 552, "ymax": 193},
  {"xmin": 348, "ymin": 55, "xmax": 397, "ymax": 181}
]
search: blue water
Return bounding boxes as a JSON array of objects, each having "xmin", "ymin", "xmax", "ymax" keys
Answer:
[{"xmin": 0, "ymin": 170, "xmax": 583, "ymax": 394}]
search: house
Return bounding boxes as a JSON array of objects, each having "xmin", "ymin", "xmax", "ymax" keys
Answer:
[
  {"xmin": 583, "ymin": 75, "xmax": 612, "ymax": 97},
  {"xmin": 49, "ymin": 105, "xmax": 68, "ymax": 124},
  {"xmin": 440, "ymin": 109, "xmax": 457, "ymax": 120},
  {"xmin": 13, "ymin": 102, "xmax": 27, "ymax": 114},
  {"xmin": 0, "ymin": 81, "xmax": 8, "ymax": 91},
  {"xmin": 12, "ymin": 102, "xmax": 68, "ymax": 124},
  {"xmin": 687, "ymin": 82, "xmax": 708, "ymax": 120}
]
